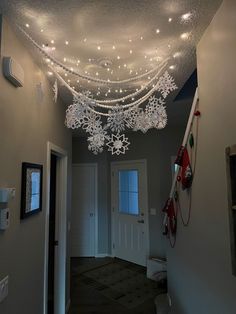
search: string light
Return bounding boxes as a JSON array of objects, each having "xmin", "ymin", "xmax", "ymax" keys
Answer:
[
  {"xmin": 181, "ymin": 32, "xmax": 190, "ymax": 40},
  {"xmin": 51, "ymin": 40, "xmax": 54, "ymax": 44},
  {"xmin": 65, "ymin": 40, "xmax": 69, "ymax": 45},
  {"xmin": 25, "ymin": 23, "xmax": 30, "ymax": 28},
  {"xmin": 112, "ymin": 45, "xmax": 116, "ymax": 50},
  {"xmin": 168, "ymin": 18, "xmax": 172, "ymax": 22},
  {"xmin": 181, "ymin": 12, "xmax": 193, "ymax": 23},
  {"xmin": 156, "ymin": 29, "xmax": 160, "ymax": 34}
]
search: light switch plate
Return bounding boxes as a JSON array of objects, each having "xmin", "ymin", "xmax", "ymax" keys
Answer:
[
  {"xmin": 150, "ymin": 208, "xmax": 156, "ymax": 215},
  {"xmin": 0, "ymin": 276, "xmax": 8, "ymax": 303}
]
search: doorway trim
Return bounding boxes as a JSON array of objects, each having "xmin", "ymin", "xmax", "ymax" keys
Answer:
[
  {"xmin": 72, "ymin": 163, "xmax": 98, "ymax": 257},
  {"xmin": 44, "ymin": 142, "xmax": 68, "ymax": 314},
  {"xmin": 110, "ymin": 159, "xmax": 149, "ymax": 265}
]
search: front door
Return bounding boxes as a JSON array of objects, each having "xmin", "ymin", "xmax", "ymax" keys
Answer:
[{"xmin": 111, "ymin": 160, "xmax": 148, "ymax": 266}]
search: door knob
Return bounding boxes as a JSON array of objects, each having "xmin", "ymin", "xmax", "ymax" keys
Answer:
[{"xmin": 137, "ymin": 219, "xmax": 144, "ymax": 223}]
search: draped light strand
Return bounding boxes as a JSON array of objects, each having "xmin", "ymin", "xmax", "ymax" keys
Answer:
[{"xmin": 19, "ymin": 25, "xmax": 178, "ymax": 155}]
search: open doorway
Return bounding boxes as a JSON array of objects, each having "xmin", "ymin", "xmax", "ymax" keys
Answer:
[{"xmin": 44, "ymin": 142, "xmax": 68, "ymax": 314}]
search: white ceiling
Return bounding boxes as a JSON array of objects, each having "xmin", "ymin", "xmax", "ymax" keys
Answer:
[{"xmin": 0, "ymin": 0, "xmax": 222, "ymax": 124}]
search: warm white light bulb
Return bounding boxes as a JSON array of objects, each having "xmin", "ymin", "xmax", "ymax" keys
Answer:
[
  {"xmin": 112, "ymin": 45, "xmax": 116, "ymax": 50},
  {"xmin": 97, "ymin": 46, "xmax": 101, "ymax": 50},
  {"xmin": 156, "ymin": 29, "xmax": 160, "ymax": 34},
  {"xmin": 25, "ymin": 23, "xmax": 30, "ymax": 28},
  {"xmin": 96, "ymin": 72, "xmax": 99, "ymax": 76},
  {"xmin": 130, "ymin": 50, "xmax": 133, "ymax": 54},
  {"xmin": 181, "ymin": 32, "xmax": 190, "ymax": 40},
  {"xmin": 168, "ymin": 18, "xmax": 172, "ymax": 22},
  {"xmin": 48, "ymin": 71, "xmax": 53, "ymax": 76},
  {"xmin": 65, "ymin": 41, "xmax": 69, "ymax": 45},
  {"xmin": 169, "ymin": 65, "xmax": 175, "ymax": 70},
  {"xmin": 40, "ymin": 29, "xmax": 44, "ymax": 32},
  {"xmin": 117, "ymin": 56, "xmax": 120, "ymax": 60},
  {"xmin": 51, "ymin": 40, "xmax": 55, "ymax": 44}
]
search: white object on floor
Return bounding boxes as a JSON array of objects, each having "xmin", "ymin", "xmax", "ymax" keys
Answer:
[
  {"xmin": 154, "ymin": 293, "xmax": 170, "ymax": 314},
  {"xmin": 147, "ymin": 257, "xmax": 167, "ymax": 280}
]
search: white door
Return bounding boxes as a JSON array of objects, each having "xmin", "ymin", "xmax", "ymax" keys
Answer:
[
  {"xmin": 111, "ymin": 160, "xmax": 148, "ymax": 266},
  {"xmin": 71, "ymin": 164, "xmax": 97, "ymax": 257}
]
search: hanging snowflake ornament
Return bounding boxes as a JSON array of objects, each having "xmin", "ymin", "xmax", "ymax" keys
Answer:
[
  {"xmin": 155, "ymin": 105, "xmax": 168, "ymax": 129},
  {"xmin": 53, "ymin": 80, "xmax": 58, "ymax": 103},
  {"xmin": 87, "ymin": 127, "xmax": 107, "ymax": 155},
  {"xmin": 156, "ymin": 71, "xmax": 178, "ymax": 98},
  {"xmin": 148, "ymin": 95, "xmax": 166, "ymax": 108},
  {"xmin": 124, "ymin": 107, "xmax": 142, "ymax": 129},
  {"xmin": 65, "ymin": 103, "xmax": 86, "ymax": 129},
  {"xmin": 106, "ymin": 133, "xmax": 130, "ymax": 155},
  {"xmin": 133, "ymin": 110, "xmax": 152, "ymax": 133},
  {"xmin": 107, "ymin": 104, "xmax": 126, "ymax": 133},
  {"xmin": 82, "ymin": 109, "xmax": 102, "ymax": 135}
]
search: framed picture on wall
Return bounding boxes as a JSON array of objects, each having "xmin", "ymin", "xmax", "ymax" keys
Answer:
[{"xmin": 20, "ymin": 162, "xmax": 43, "ymax": 219}]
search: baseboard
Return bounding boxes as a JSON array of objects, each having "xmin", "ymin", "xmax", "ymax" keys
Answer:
[
  {"xmin": 95, "ymin": 253, "xmax": 109, "ymax": 258},
  {"xmin": 66, "ymin": 299, "xmax": 71, "ymax": 313}
]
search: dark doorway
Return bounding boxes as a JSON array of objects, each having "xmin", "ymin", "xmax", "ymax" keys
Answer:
[{"xmin": 48, "ymin": 153, "xmax": 58, "ymax": 313}]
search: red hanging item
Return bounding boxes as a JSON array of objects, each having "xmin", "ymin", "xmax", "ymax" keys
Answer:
[
  {"xmin": 175, "ymin": 146, "xmax": 193, "ymax": 190},
  {"xmin": 162, "ymin": 198, "xmax": 177, "ymax": 235}
]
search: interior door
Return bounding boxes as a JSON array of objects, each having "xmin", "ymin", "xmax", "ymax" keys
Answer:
[
  {"xmin": 111, "ymin": 161, "xmax": 148, "ymax": 266},
  {"xmin": 71, "ymin": 164, "xmax": 97, "ymax": 257}
]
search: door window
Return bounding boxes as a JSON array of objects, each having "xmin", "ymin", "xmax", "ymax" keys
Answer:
[{"xmin": 118, "ymin": 170, "xmax": 139, "ymax": 215}]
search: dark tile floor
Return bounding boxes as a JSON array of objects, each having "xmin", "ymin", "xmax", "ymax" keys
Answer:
[{"xmin": 68, "ymin": 257, "xmax": 159, "ymax": 314}]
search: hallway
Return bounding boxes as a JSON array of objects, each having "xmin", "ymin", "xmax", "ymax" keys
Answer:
[{"xmin": 69, "ymin": 258, "xmax": 166, "ymax": 314}]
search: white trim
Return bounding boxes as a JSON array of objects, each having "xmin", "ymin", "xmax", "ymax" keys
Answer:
[
  {"xmin": 95, "ymin": 253, "xmax": 109, "ymax": 258},
  {"xmin": 110, "ymin": 159, "xmax": 149, "ymax": 266},
  {"xmin": 66, "ymin": 299, "xmax": 71, "ymax": 313},
  {"xmin": 44, "ymin": 142, "xmax": 68, "ymax": 314},
  {"xmin": 72, "ymin": 163, "xmax": 98, "ymax": 257}
]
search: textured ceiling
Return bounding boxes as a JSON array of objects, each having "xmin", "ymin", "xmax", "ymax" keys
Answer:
[{"xmin": 0, "ymin": 0, "xmax": 222, "ymax": 120}]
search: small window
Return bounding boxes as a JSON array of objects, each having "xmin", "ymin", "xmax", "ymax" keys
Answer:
[{"xmin": 119, "ymin": 170, "xmax": 139, "ymax": 215}]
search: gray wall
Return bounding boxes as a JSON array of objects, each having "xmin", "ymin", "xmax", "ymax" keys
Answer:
[
  {"xmin": 167, "ymin": 1, "xmax": 236, "ymax": 313},
  {"xmin": 73, "ymin": 125, "xmax": 185, "ymax": 257},
  {"xmin": 0, "ymin": 18, "xmax": 72, "ymax": 314}
]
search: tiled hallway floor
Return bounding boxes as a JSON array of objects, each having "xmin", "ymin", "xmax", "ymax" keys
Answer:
[{"xmin": 68, "ymin": 257, "xmax": 165, "ymax": 314}]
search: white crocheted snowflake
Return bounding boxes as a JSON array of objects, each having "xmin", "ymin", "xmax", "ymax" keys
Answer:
[
  {"xmin": 133, "ymin": 110, "xmax": 152, "ymax": 133},
  {"xmin": 145, "ymin": 96, "xmax": 168, "ymax": 130},
  {"xmin": 124, "ymin": 108, "xmax": 142, "ymax": 129},
  {"xmin": 156, "ymin": 71, "xmax": 178, "ymax": 98},
  {"xmin": 65, "ymin": 103, "xmax": 87, "ymax": 129},
  {"xmin": 88, "ymin": 127, "xmax": 107, "ymax": 155},
  {"xmin": 107, "ymin": 105, "xmax": 126, "ymax": 133},
  {"xmin": 106, "ymin": 133, "xmax": 130, "ymax": 155},
  {"xmin": 82, "ymin": 110, "xmax": 102, "ymax": 135}
]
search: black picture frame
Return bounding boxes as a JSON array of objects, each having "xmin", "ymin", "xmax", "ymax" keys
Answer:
[{"xmin": 20, "ymin": 162, "xmax": 43, "ymax": 219}]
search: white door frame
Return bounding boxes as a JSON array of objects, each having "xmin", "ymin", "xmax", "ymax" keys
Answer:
[
  {"xmin": 44, "ymin": 142, "xmax": 68, "ymax": 314},
  {"xmin": 111, "ymin": 159, "xmax": 149, "ymax": 264},
  {"xmin": 72, "ymin": 163, "xmax": 98, "ymax": 257}
]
